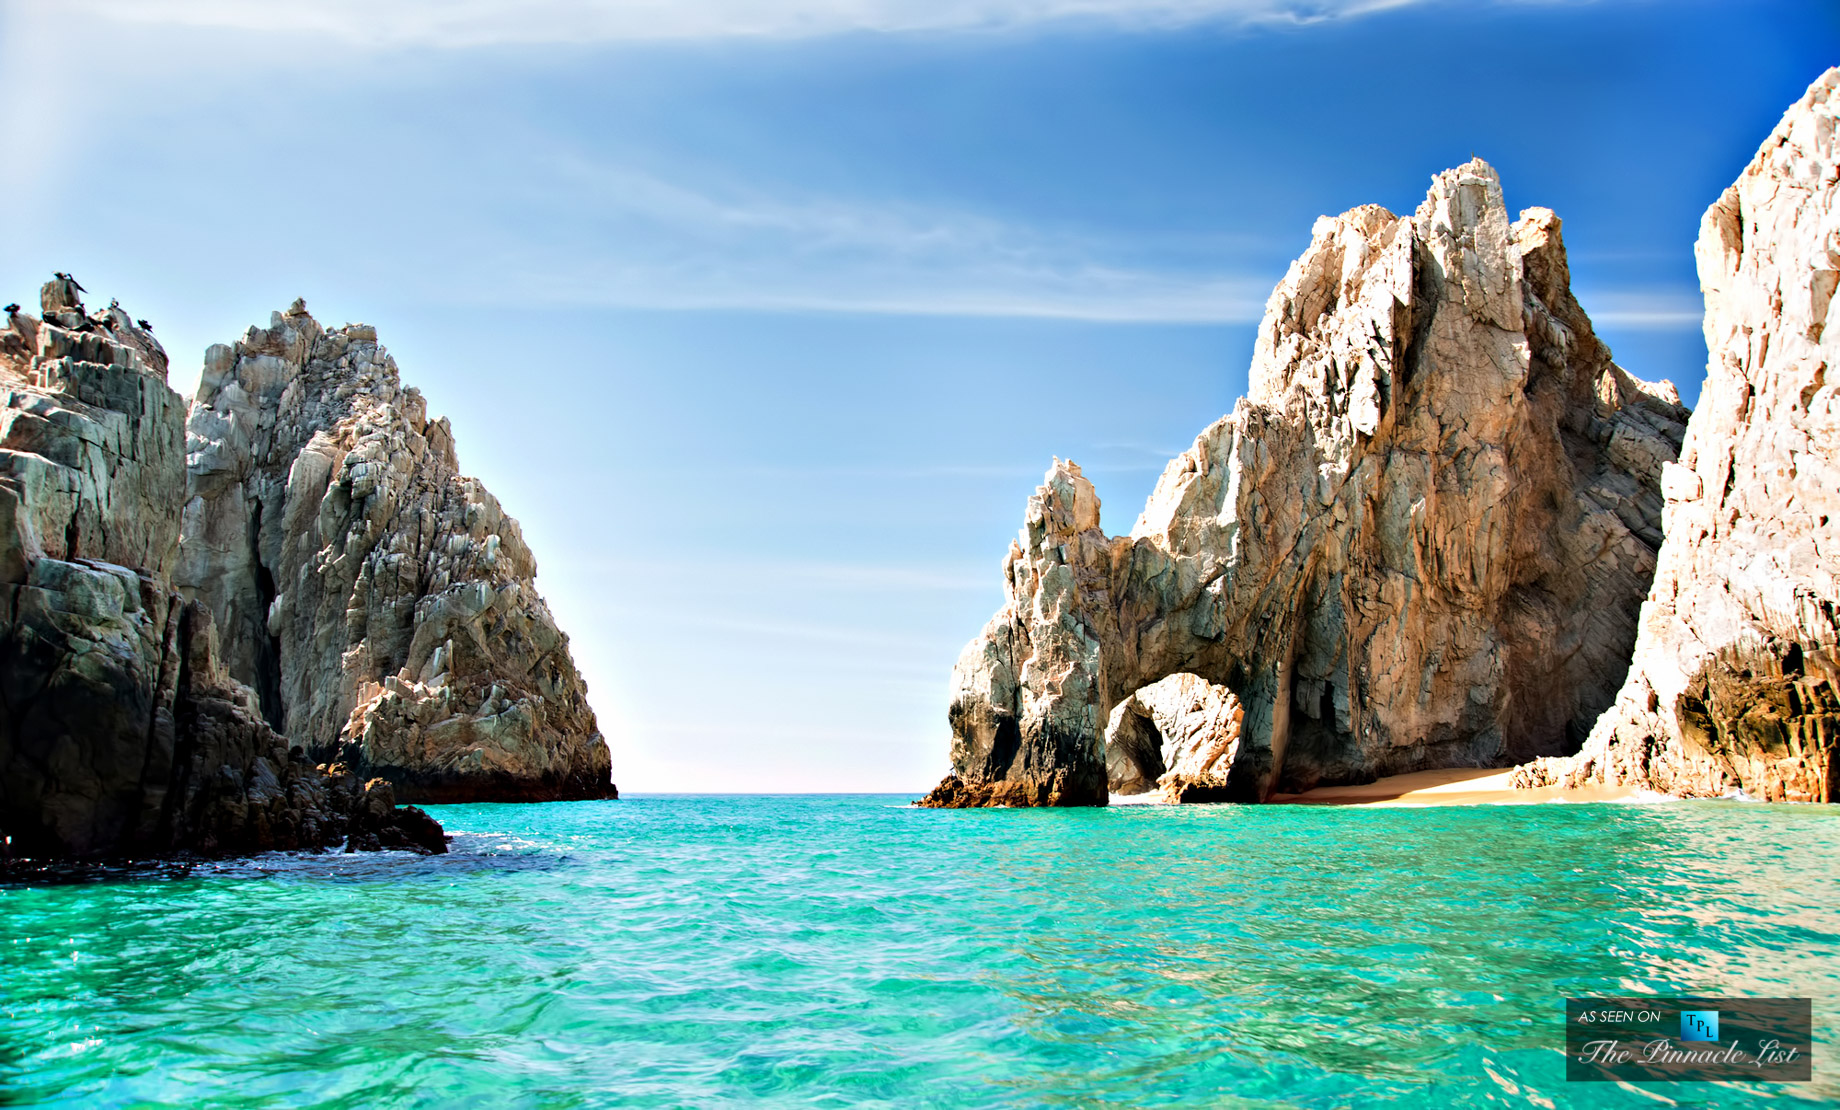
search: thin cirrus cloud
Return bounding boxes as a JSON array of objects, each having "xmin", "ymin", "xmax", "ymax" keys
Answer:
[
  {"xmin": 66, "ymin": 0, "xmax": 1436, "ymax": 47},
  {"xmin": 1574, "ymin": 288, "xmax": 1706, "ymax": 330},
  {"xmin": 446, "ymin": 157, "xmax": 1279, "ymax": 322}
]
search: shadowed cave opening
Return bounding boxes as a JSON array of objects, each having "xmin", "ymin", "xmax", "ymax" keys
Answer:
[{"xmin": 1106, "ymin": 701, "xmax": 1167, "ymax": 795}]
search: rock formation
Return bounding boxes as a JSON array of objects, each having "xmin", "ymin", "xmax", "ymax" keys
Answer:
[
  {"xmin": 0, "ymin": 278, "xmax": 443, "ymax": 858},
  {"xmin": 922, "ymin": 160, "xmax": 1689, "ymax": 807},
  {"xmin": 1105, "ymin": 673, "xmax": 1243, "ymax": 802},
  {"xmin": 1514, "ymin": 68, "xmax": 1840, "ymax": 803},
  {"xmin": 178, "ymin": 301, "xmax": 613, "ymax": 803}
]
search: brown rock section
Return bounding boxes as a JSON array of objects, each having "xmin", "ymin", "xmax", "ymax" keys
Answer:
[
  {"xmin": 1514, "ymin": 68, "xmax": 1840, "ymax": 802},
  {"xmin": 0, "ymin": 278, "xmax": 445, "ymax": 858},
  {"xmin": 922, "ymin": 161, "xmax": 1688, "ymax": 808},
  {"xmin": 178, "ymin": 301, "xmax": 613, "ymax": 803}
]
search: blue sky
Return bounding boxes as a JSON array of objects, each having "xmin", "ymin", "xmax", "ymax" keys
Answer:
[{"xmin": 1, "ymin": 0, "xmax": 1832, "ymax": 791}]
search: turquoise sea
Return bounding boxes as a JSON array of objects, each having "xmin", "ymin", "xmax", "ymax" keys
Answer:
[{"xmin": 2, "ymin": 795, "xmax": 1836, "ymax": 1108}]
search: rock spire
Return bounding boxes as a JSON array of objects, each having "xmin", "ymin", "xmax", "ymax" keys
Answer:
[{"xmin": 178, "ymin": 302, "xmax": 614, "ymax": 803}]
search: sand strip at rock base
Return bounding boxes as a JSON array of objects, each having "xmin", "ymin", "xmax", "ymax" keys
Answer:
[{"xmin": 1270, "ymin": 768, "xmax": 1660, "ymax": 807}]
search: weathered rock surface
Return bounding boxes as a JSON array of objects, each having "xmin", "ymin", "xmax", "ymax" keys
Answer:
[
  {"xmin": 0, "ymin": 278, "xmax": 445, "ymax": 858},
  {"xmin": 1514, "ymin": 69, "xmax": 1840, "ymax": 803},
  {"xmin": 178, "ymin": 301, "xmax": 613, "ymax": 802},
  {"xmin": 1105, "ymin": 672, "xmax": 1244, "ymax": 802},
  {"xmin": 922, "ymin": 160, "xmax": 1688, "ymax": 807}
]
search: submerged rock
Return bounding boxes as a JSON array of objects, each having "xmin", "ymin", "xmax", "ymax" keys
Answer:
[
  {"xmin": 0, "ymin": 279, "xmax": 447, "ymax": 858},
  {"xmin": 922, "ymin": 160, "xmax": 1687, "ymax": 808},
  {"xmin": 178, "ymin": 302, "xmax": 614, "ymax": 803},
  {"xmin": 1514, "ymin": 68, "xmax": 1840, "ymax": 802}
]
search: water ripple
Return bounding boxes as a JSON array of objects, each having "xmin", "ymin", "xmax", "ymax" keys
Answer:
[{"xmin": 1, "ymin": 796, "xmax": 1836, "ymax": 1107}]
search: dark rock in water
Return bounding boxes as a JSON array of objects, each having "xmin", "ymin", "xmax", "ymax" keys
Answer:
[
  {"xmin": 0, "ymin": 280, "xmax": 449, "ymax": 860},
  {"xmin": 343, "ymin": 778, "xmax": 448, "ymax": 855}
]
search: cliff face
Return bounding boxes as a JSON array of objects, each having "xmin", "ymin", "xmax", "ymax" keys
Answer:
[
  {"xmin": 0, "ymin": 279, "xmax": 442, "ymax": 858},
  {"xmin": 178, "ymin": 302, "xmax": 613, "ymax": 803},
  {"xmin": 923, "ymin": 161, "xmax": 1688, "ymax": 807},
  {"xmin": 1515, "ymin": 69, "xmax": 1840, "ymax": 802}
]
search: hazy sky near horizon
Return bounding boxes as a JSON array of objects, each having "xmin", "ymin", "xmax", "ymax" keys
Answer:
[{"xmin": 0, "ymin": 0, "xmax": 1832, "ymax": 791}]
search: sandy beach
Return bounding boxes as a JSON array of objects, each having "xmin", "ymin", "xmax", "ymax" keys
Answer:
[{"xmin": 1269, "ymin": 768, "xmax": 1656, "ymax": 807}]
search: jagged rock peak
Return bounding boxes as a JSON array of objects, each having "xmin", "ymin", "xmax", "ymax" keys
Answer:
[
  {"xmin": 0, "ymin": 279, "xmax": 444, "ymax": 859},
  {"xmin": 1515, "ymin": 67, "xmax": 1840, "ymax": 802},
  {"xmin": 922, "ymin": 160, "xmax": 1689, "ymax": 808},
  {"xmin": 178, "ymin": 303, "xmax": 615, "ymax": 803}
]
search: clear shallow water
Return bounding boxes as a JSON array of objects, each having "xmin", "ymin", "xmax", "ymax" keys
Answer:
[{"xmin": 3, "ymin": 796, "xmax": 1837, "ymax": 1108}]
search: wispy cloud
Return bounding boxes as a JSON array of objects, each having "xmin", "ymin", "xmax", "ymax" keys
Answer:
[
  {"xmin": 572, "ymin": 556, "xmax": 994, "ymax": 592},
  {"xmin": 62, "ymin": 0, "xmax": 1438, "ymax": 48},
  {"xmin": 438, "ymin": 155, "xmax": 1277, "ymax": 322},
  {"xmin": 1578, "ymin": 288, "xmax": 1705, "ymax": 331}
]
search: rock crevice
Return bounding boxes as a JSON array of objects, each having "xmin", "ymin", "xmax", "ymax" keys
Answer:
[{"xmin": 1514, "ymin": 68, "xmax": 1840, "ymax": 802}]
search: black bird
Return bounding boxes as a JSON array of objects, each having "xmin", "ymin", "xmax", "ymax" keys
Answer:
[
  {"xmin": 70, "ymin": 275, "xmax": 85, "ymax": 293},
  {"xmin": 4, "ymin": 304, "xmax": 18, "ymax": 316},
  {"xmin": 137, "ymin": 319, "xmax": 153, "ymax": 332}
]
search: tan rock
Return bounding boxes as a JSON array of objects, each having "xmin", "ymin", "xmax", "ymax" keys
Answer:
[
  {"xmin": 178, "ymin": 301, "xmax": 614, "ymax": 802},
  {"xmin": 1105, "ymin": 672, "xmax": 1244, "ymax": 802},
  {"xmin": 1514, "ymin": 68, "xmax": 1840, "ymax": 802},
  {"xmin": 923, "ymin": 161, "xmax": 1687, "ymax": 807}
]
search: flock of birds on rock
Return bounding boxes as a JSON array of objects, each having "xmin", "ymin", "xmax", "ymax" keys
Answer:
[{"xmin": 1, "ymin": 273, "xmax": 157, "ymax": 334}]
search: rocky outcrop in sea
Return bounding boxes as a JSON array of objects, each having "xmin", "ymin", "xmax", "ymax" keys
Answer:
[
  {"xmin": 1513, "ymin": 68, "xmax": 1840, "ymax": 803},
  {"xmin": 0, "ymin": 278, "xmax": 446, "ymax": 857},
  {"xmin": 922, "ymin": 160, "xmax": 1689, "ymax": 807},
  {"xmin": 178, "ymin": 301, "xmax": 614, "ymax": 803},
  {"xmin": 0, "ymin": 278, "xmax": 615, "ymax": 857}
]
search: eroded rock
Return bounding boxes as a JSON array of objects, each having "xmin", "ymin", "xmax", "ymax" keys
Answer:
[
  {"xmin": 1514, "ymin": 68, "xmax": 1840, "ymax": 802},
  {"xmin": 0, "ymin": 280, "xmax": 447, "ymax": 858},
  {"xmin": 178, "ymin": 301, "xmax": 614, "ymax": 802},
  {"xmin": 1105, "ymin": 673, "xmax": 1245, "ymax": 802},
  {"xmin": 922, "ymin": 161, "xmax": 1687, "ymax": 807}
]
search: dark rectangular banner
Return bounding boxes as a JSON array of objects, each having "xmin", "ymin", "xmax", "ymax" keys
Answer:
[{"xmin": 1566, "ymin": 997, "xmax": 1812, "ymax": 1082}]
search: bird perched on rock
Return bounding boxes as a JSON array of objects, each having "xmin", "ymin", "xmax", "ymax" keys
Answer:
[
  {"xmin": 137, "ymin": 318, "xmax": 153, "ymax": 332},
  {"xmin": 3, "ymin": 304, "xmax": 18, "ymax": 316}
]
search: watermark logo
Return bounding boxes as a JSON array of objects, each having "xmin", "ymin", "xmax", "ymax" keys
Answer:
[
  {"xmin": 1566, "ymin": 997, "xmax": 1811, "ymax": 1083},
  {"xmin": 1680, "ymin": 1010, "xmax": 1718, "ymax": 1043}
]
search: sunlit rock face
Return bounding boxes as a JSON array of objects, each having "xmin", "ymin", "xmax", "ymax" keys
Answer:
[
  {"xmin": 0, "ymin": 279, "xmax": 370, "ymax": 857},
  {"xmin": 1105, "ymin": 673, "xmax": 1245, "ymax": 802},
  {"xmin": 1515, "ymin": 68, "xmax": 1840, "ymax": 802},
  {"xmin": 178, "ymin": 301, "xmax": 614, "ymax": 803},
  {"xmin": 922, "ymin": 160, "xmax": 1687, "ymax": 808}
]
